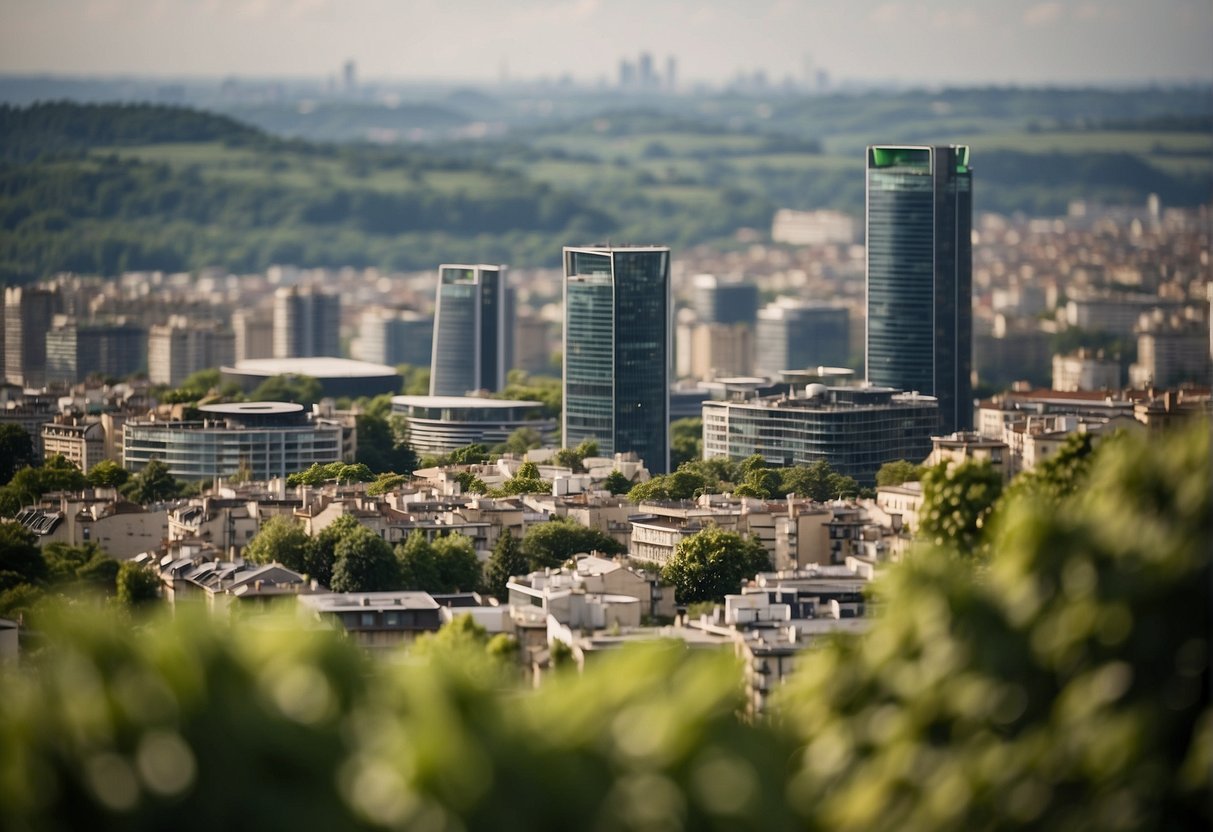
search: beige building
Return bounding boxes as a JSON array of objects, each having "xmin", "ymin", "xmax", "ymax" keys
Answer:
[
  {"xmin": 147, "ymin": 316, "xmax": 236, "ymax": 387},
  {"xmin": 16, "ymin": 489, "xmax": 168, "ymax": 560},
  {"xmin": 41, "ymin": 419, "xmax": 106, "ymax": 473},
  {"xmin": 1052, "ymin": 350, "xmax": 1120, "ymax": 392}
]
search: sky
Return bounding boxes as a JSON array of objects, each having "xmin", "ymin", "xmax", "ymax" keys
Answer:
[{"xmin": 1, "ymin": 0, "xmax": 1210, "ymax": 87}]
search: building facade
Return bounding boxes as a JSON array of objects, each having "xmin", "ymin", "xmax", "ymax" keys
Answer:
[
  {"xmin": 866, "ymin": 145, "xmax": 973, "ymax": 433},
  {"xmin": 692, "ymin": 274, "xmax": 758, "ymax": 326},
  {"xmin": 564, "ymin": 246, "xmax": 671, "ymax": 474},
  {"xmin": 147, "ymin": 317, "xmax": 236, "ymax": 388},
  {"xmin": 430, "ymin": 264, "xmax": 507, "ymax": 396},
  {"xmin": 273, "ymin": 286, "xmax": 341, "ymax": 359},
  {"xmin": 702, "ymin": 384, "xmax": 938, "ymax": 487},
  {"xmin": 359, "ymin": 309, "xmax": 433, "ymax": 368},
  {"xmin": 391, "ymin": 395, "xmax": 556, "ymax": 457},
  {"xmin": 123, "ymin": 401, "xmax": 344, "ymax": 481},
  {"xmin": 755, "ymin": 301, "xmax": 850, "ymax": 377},
  {"xmin": 45, "ymin": 317, "xmax": 146, "ymax": 385},
  {"xmin": 4, "ymin": 285, "xmax": 59, "ymax": 388}
]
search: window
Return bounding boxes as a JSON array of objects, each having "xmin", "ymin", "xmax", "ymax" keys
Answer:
[{"xmin": 360, "ymin": 612, "xmax": 375, "ymax": 627}]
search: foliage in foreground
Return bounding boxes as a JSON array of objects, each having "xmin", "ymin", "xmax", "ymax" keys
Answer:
[{"xmin": 0, "ymin": 423, "xmax": 1207, "ymax": 831}]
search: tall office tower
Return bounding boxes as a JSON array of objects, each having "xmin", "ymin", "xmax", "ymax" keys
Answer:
[
  {"xmin": 232, "ymin": 310, "xmax": 275, "ymax": 362},
  {"xmin": 359, "ymin": 309, "xmax": 433, "ymax": 368},
  {"xmin": 564, "ymin": 245, "xmax": 670, "ymax": 474},
  {"xmin": 273, "ymin": 286, "xmax": 341, "ymax": 359},
  {"xmin": 692, "ymin": 274, "xmax": 759, "ymax": 326},
  {"xmin": 4, "ymin": 285, "xmax": 59, "ymax": 388},
  {"xmin": 148, "ymin": 316, "xmax": 235, "ymax": 388},
  {"xmin": 429, "ymin": 264, "xmax": 507, "ymax": 396},
  {"xmin": 45, "ymin": 317, "xmax": 147, "ymax": 385},
  {"xmin": 866, "ymin": 145, "xmax": 972, "ymax": 433},
  {"xmin": 755, "ymin": 301, "xmax": 850, "ymax": 377}
]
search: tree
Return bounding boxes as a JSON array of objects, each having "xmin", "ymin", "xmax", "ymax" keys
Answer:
[
  {"xmin": 484, "ymin": 531, "xmax": 528, "ymax": 599},
  {"xmin": 42, "ymin": 542, "xmax": 118, "ymax": 593},
  {"xmin": 355, "ymin": 411, "xmax": 417, "ymax": 474},
  {"xmin": 522, "ymin": 517, "xmax": 626, "ymax": 570},
  {"xmin": 875, "ymin": 459, "xmax": 923, "ymax": 487},
  {"xmin": 330, "ymin": 524, "xmax": 399, "ymax": 592},
  {"xmin": 115, "ymin": 561, "xmax": 160, "ymax": 608},
  {"xmin": 452, "ymin": 471, "xmax": 488, "ymax": 495},
  {"xmin": 0, "ymin": 424, "xmax": 35, "ymax": 486},
  {"xmin": 734, "ymin": 467, "xmax": 781, "ymax": 500},
  {"xmin": 502, "ymin": 427, "xmax": 544, "ymax": 456},
  {"xmin": 0, "ymin": 521, "xmax": 46, "ymax": 587},
  {"xmin": 918, "ymin": 459, "xmax": 1003, "ymax": 555},
  {"xmin": 627, "ymin": 468, "xmax": 711, "ymax": 502},
  {"xmin": 553, "ymin": 439, "xmax": 599, "ymax": 472},
  {"xmin": 86, "ymin": 459, "xmax": 130, "ymax": 489},
  {"xmin": 287, "ymin": 462, "xmax": 375, "ymax": 487},
  {"xmin": 305, "ymin": 514, "xmax": 359, "ymax": 588},
  {"xmin": 122, "ymin": 459, "xmax": 182, "ymax": 504},
  {"xmin": 366, "ymin": 473, "xmax": 409, "ymax": 496},
  {"xmin": 243, "ymin": 515, "xmax": 311, "ymax": 572},
  {"xmin": 494, "ymin": 461, "xmax": 549, "ymax": 497},
  {"xmin": 395, "ymin": 530, "xmax": 440, "ymax": 591},
  {"xmin": 602, "ymin": 470, "xmax": 632, "ymax": 496},
  {"xmin": 1, "ymin": 455, "xmax": 90, "ymax": 516},
  {"xmin": 779, "ymin": 460, "xmax": 859, "ymax": 501},
  {"xmin": 670, "ymin": 417, "xmax": 702, "ymax": 469},
  {"xmin": 249, "ymin": 373, "xmax": 322, "ymax": 406},
  {"xmin": 432, "ymin": 534, "xmax": 481, "ymax": 593},
  {"xmin": 661, "ymin": 526, "xmax": 771, "ymax": 605}
]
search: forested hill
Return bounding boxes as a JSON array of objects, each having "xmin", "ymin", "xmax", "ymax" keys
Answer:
[{"xmin": 0, "ymin": 102, "xmax": 617, "ymax": 282}]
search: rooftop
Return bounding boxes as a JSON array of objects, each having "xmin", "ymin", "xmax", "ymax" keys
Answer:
[
  {"xmin": 392, "ymin": 395, "xmax": 545, "ymax": 410},
  {"xmin": 200, "ymin": 402, "xmax": 303, "ymax": 416},
  {"xmin": 224, "ymin": 357, "xmax": 398, "ymax": 378}
]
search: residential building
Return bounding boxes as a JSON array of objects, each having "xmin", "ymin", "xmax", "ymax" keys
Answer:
[
  {"xmin": 702, "ymin": 384, "xmax": 939, "ymax": 486},
  {"xmin": 147, "ymin": 316, "xmax": 235, "ymax": 388},
  {"xmin": 273, "ymin": 286, "xmax": 340, "ymax": 358},
  {"xmin": 866, "ymin": 144, "xmax": 972, "ymax": 433},
  {"xmin": 1130, "ymin": 322, "xmax": 1211, "ymax": 388},
  {"xmin": 297, "ymin": 592, "xmax": 442, "ymax": 651},
  {"xmin": 755, "ymin": 301, "xmax": 849, "ymax": 376},
  {"xmin": 430, "ymin": 264, "xmax": 507, "ymax": 395},
  {"xmin": 770, "ymin": 209, "xmax": 859, "ymax": 246},
  {"xmin": 4, "ymin": 285, "xmax": 59, "ymax": 388},
  {"xmin": 45, "ymin": 317, "xmax": 146, "ymax": 385},
  {"xmin": 358, "ymin": 309, "xmax": 433, "ymax": 368},
  {"xmin": 684, "ymin": 322, "xmax": 754, "ymax": 380},
  {"xmin": 1053, "ymin": 350, "xmax": 1121, "ymax": 392},
  {"xmin": 13, "ymin": 488, "xmax": 168, "ymax": 560},
  {"xmin": 231, "ymin": 310, "xmax": 275, "ymax": 362},
  {"xmin": 123, "ymin": 401, "xmax": 345, "ymax": 481},
  {"xmin": 691, "ymin": 274, "xmax": 758, "ymax": 326},
  {"xmin": 41, "ymin": 418, "xmax": 106, "ymax": 473},
  {"xmin": 564, "ymin": 245, "xmax": 671, "ymax": 473},
  {"xmin": 927, "ymin": 432, "xmax": 1010, "ymax": 483}
]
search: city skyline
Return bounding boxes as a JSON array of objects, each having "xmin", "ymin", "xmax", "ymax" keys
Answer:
[{"xmin": 1, "ymin": 1, "xmax": 1210, "ymax": 87}]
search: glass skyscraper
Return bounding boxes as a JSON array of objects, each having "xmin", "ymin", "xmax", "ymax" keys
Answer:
[
  {"xmin": 429, "ymin": 264, "xmax": 506, "ymax": 396},
  {"xmin": 564, "ymin": 246, "xmax": 670, "ymax": 474},
  {"xmin": 866, "ymin": 145, "xmax": 972, "ymax": 433}
]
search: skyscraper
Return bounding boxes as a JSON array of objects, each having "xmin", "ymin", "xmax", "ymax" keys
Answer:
[
  {"xmin": 4, "ymin": 285, "xmax": 59, "ymax": 388},
  {"xmin": 273, "ymin": 286, "xmax": 341, "ymax": 359},
  {"xmin": 564, "ymin": 245, "xmax": 670, "ymax": 473},
  {"xmin": 755, "ymin": 301, "xmax": 849, "ymax": 377},
  {"xmin": 429, "ymin": 265, "xmax": 506, "ymax": 396},
  {"xmin": 866, "ymin": 145, "xmax": 972, "ymax": 433}
]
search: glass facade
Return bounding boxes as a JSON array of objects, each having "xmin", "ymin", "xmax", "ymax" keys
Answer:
[
  {"xmin": 430, "ymin": 265, "xmax": 506, "ymax": 396},
  {"xmin": 755, "ymin": 303, "xmax": 849, "ymax": 376},
  {"xmin": 123, "ymin": 420, "xmax": 343, "ymax": 481},
  {"xmin": 564, "ymin": 247, "xmax": 670, "ymax": 473},
  {"xmin": 701, "ymin": 387, "xmax": 938, "ymax": 487},
  {"xmin": 866, "ymin": 145, "xmax": 972, "ymax": 433}
]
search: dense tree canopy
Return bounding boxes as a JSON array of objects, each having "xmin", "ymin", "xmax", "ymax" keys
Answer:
[
  {"xmin": 329, "ymin": 525, "xmax": 399, "ymax": 593},
  {"xmin": 661, "ymin": 526, "xmax": 772, "ymax": 605},
  {"xmin": 484, "ymin": 531, "xmax": 528, "ymax": 600},
  {"xmin": 242, "ymin": 515, "xmax": 311, "ymax": 573},
  {"xmin": 875, "ymin": 459, "xmax": 924, "ymax": 487},
  {"xmin": 523, "ymin": 517, "xmax": 626, "ymax": 570},
  {"xmin": 0, "ymin": 424, "xmax": 35, "ymax": 486},
  {"xmin": 918, "ymin": 459, "xmax": 1004, "ymax": 555}
]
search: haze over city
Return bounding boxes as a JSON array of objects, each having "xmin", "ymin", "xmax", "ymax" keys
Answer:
[{"xmin": 1, "ymin": 0, "xmax": 1211, "ymax": 86}]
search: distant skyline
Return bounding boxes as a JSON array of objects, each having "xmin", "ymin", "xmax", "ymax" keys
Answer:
[{"xmin": 1, "ymin": 0, "xmax": 1211, "ymax": 87}]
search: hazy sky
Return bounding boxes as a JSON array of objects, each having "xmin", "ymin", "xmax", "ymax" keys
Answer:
[{"xmin": 1, "ymin": 0, "xmax": 1210, "ymax": 86}]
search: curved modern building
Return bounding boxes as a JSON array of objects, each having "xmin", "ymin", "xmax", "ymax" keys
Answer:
[
  {"xmin": 221, "ymin": 357, "xmax": 401, "ymax": 399},
  {"xmin": 866, "ymin": 145, "xmax": 972, "ymax": 433},
  {"xmin": 430, "ymin": 264, "xmax": 507, "ymax": 396},
  {"xmin": 702, "ymin": 385, "xmax": 938, "ymax": 487},
  {"xmin": 123, "ymin": 402, "xmax": 344, "ymax": 481},
  {"xmin": 564, "ymin": 246, "xmax": 671, "ymax": 473},
  {"xmin": 391, "ymin": 395, "xmax": 556, "ymax": 457}
]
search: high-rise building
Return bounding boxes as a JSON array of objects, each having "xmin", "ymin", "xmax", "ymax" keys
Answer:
[
  {"xmin": 755, "ymin": 301, "xmax": 849, "ymax": 377},
  {"xmin": 148, "ymin": 316, "xmax": 235, "ymax": 388},
  {"xmin": 4, "ymin": 285, "xmax": 59, "ymax": 388},
  {"xmin": 45, "ymin": 316, "xmax": 147, "ymax": 385},
  {"xmin": 692, "ymin": 274, "xmax": 758, "ymax": 326},
  {"xmin": 232, "ymin": 310, "xmax": 275, "ymax": 362},
  {"xmin": 866, "ymin": 145, "xmax": 973, "ymax": 433},
  {"xmin": 359, "ymin": 309, "xmax": 433, "ymax": 368},
  {"xmin": 564, "ymin": 245, "xmax": 670, "ymax": 473},
  {"xmin": 273, "ymin": 287, "xmax": 341, "ymax": 359},
  {"xmin": 429, "ymin": 265, "xmax": 507, "ymax": 396}
]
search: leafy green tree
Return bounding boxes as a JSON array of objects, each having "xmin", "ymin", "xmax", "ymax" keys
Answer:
[
  {"xmin": 602, "ymin": 470, "xmax": 632, "ymax": 496},
  {"xmin": 287, "ymin": 462, "xmax": 375, "ymax": 487},
  {"xmin": 494, "ymin": 461, "xmax": 549, "ymax": 497},
  {"xmin": 0, "ymin": 424, "xmax": 35, "ymax": 486},
  {"xmin": 779, "ymin": 460, "xmax": 859, "ymax": 501},
  {"xmin": 397, "ymin": 364, "xmax": 430, "ymax": 396},
  {"xmin": 41, "ymin": 542, "xmax": 117, "ymax": 593},
  {"xmin": 918, "ymin": 460, "xmax": 1003, "ymax": 555},
  {"xmin": 554, "ymin": 439, "xmax": 599, "ymax": 472},
  {"xmin": 395, "ymin": 530, "xmax": 440, "ymax": 591},
  {"xmin": 497, "ymin": 371, "xmax": 562, "ymax": 418},
  {"xmin": 122, "ymin": 458, "xmax": 182, "ymax": 504},
  {"xmin": 1, "ymin": 455, "xmax": 90, "ymax": 516},
  {"xmin": 661, "ymin": 526, "xmax": 771, "ymax": 605},
  {"xmin": 115, "ymin": 561, "xmax": 160, "ymax": 608},
  {"xmin": 450, "ymin": 444, "xmax": 490, "ymax": 466},
  {"xmin": 355, "ymin": 411, "xmax": 417, "ymax": 474},
  {"xmin": 243, "ymin": 515, "xmax": 311, "ymax": 572},
  {"xmin": 305, "ymin": 514, "xmax": 359, "ymax": 588},
  {"xmin": 503, "ymin": 427, "xmax": 544, "ymax": 456},
  {"xmin": 627, "ymin": 468, "xmax": 711, "ymax": 502},
  {"xmin": 432, "ymin": 534, "xmax": 481, "ymax": 593},
  {"xmin": 0, "ymin": 521, "xmax": 46, "ymax": 588},
  {"xmin": 249, "ymin": 374, "xmax": 322, "ymax": 406},
  {"xmin": 86, "ymin": 459, "xmax": 130, "ymax": 489},
  {"xmin": 453, "ymin": 471, "xmax": 488, "ymax": 495},
  {"xmin": 734, "ymin": 467, "xmax": 781, "ymax": 499},
  {"xmin": 366, "ymin": 472, "xmax": 409, "ymax": 496},
  {"xmin": 523, "ymin": 517, "xmax": 626, "ymax": 570},
  {"xmin": 330, "ymin": 524, "xmax": 398, "ymax": 592},
  {"xmin": 0, "ymin": 582, "xmax": 44, "ymax": 620},
  {"xmin": 670, "ymin": 417, "xmax": 702, "ymax": 469},
  {"xmin": 875, "ymin": 459, "xmax": 923, "ymax": 487},
  {"xmin": 485, "ymin": 531, "xmax": 528, "ymax": 599}
]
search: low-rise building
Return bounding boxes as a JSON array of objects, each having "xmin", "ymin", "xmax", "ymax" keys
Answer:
[
  {"xmin": 391, "ymin": 395, "xmax": 557, "ymax": 457},
  {"xmin": 41, "ymin": 418, "xmax": 107, "ymax": 473},
  {"xmin": 298, "ymin": 592, "xmax": 443, "ymax": 651}
]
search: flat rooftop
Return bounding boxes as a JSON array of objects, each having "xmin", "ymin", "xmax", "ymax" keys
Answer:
[
  {"xmin": 224, "ymin": 357, "xmax": 398, "ymax": 378},
  {"xmin": 392, "ymin": 395, "xmax": 544, "ymax": 410}
]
